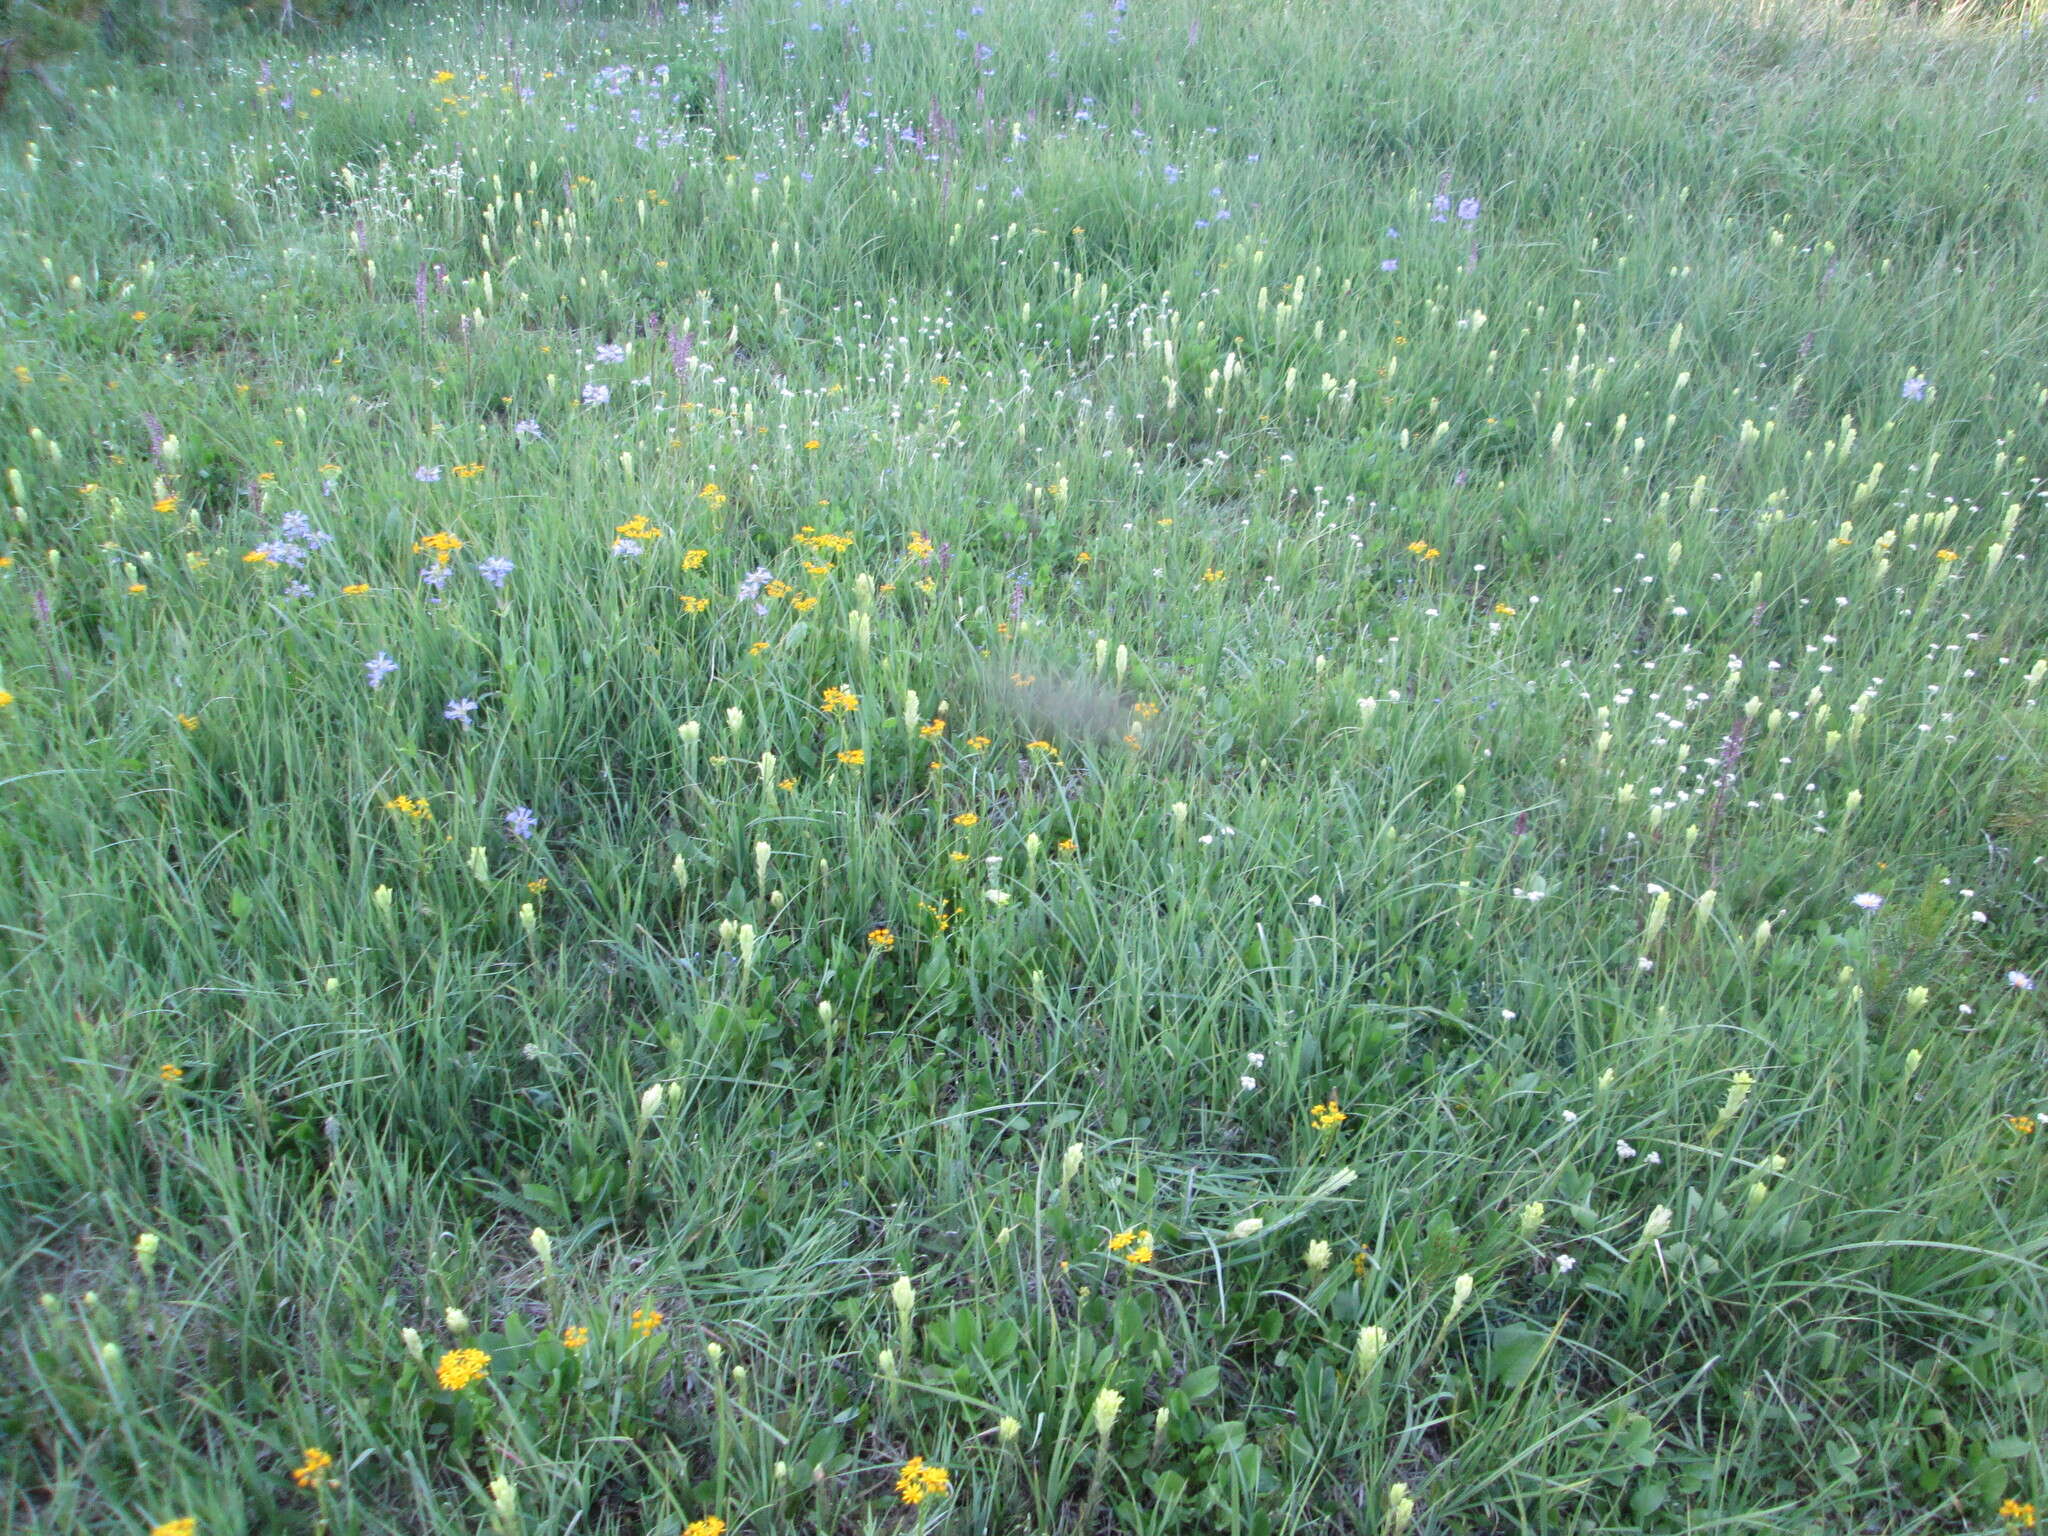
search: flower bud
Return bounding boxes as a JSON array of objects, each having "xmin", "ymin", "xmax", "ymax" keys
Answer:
[
  {"xmin": 1355, "ymin": 1325, "xmax": 1388, "ymax": 1375},
  {"xmin": 1091, "ymin": 1387, "xmax": 1124, "ymax": 1439},
  {"xmin": 401, "ymin": 1326, "xmax": 425, "ymax": 1361},
  {"xmin": 445, "ymin": 1307, "xmax": 470, "ymax": 1334},
  {"xmin": 998, "ymin": 1415, "xmax": 1022, "ymax": 1444},
  {"xmin": 1517, "ymin": 1201, "xmax": 1546, "ymax": 1238},
  {"xmin": 134, "ymin": 1232, "xmax": 160, "ymax": 1275},
  {"xmin": 529, "ymin": 1228, "xmax": 552, "ymax": 1268},
  {"xmin": 1305, "ymin": 1238, "xmax": 1332, "ymax": 1275}
]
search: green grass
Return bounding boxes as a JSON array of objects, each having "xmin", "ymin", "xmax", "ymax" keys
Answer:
[{"xmin": 1, "ymin": 0, "xmax": 2046, "ymax": 1531}]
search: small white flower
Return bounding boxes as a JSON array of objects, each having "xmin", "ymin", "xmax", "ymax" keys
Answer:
[
  {"xmin": 1561, "ymin": 1109, "xmax": 1580, "ymax": 1124},
  {"xmin": 1972, "ymin": 910, "xmax": 1989, "ymax": 923},
  {"xmin": 1306, "ymin": 894, "xmax": 1325, "ymax": 907},
  {"xmin": 1553, "ymin": 1253, "xmax": 1577, "ymax": 1272},
  {"xmin": 1645, "ymin": 1151, "xmax": 1662, "ymax": 1165},
  {"xmin": 1615, "ymin": 1140, "xmax": 1637, "ymax": 1160},
  {"xmin": 1852, "ymin": 892, "xmax": 1884, "ymax": 911},
  {"xmin": 1247, "ymin": 1051, "xmax": 1266, "ymax": 1068},
  {"xmin": 1240, "ymin": 1075, "xmax": 1258, "ymax": 1092},
  {"xmin": 2011, "ymin": 970, "xmax": 2036, "ymax": 991},
  {"xmin": 984, "ymin": 888, "xmax": 1012, "ymax": 906}
]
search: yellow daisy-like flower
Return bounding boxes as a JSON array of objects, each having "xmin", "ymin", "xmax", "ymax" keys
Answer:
[
  {"xmin": 435, "ymin": 1347, "xmax": 491, "ymax": 1391},
  {"xmin": 952, "ymin": 812, "xmax": 980, "ymax": 827},
  {"xmin": 919, "ymin": 718, "xmax": 946, "ymax": 737},
  {"xmin": 684, "ymin": 1520, "xmax": 727, "ymax": 1536},
  {"xmin": 153, "ymin": 496, "xmax": 178, "ymax": 514},
  {"xmin": 678, "ymin": 594, "xmax": 710, "ymax": 613},
  {"xmin": 630, "ymin": 1306, "xmax": 664, "ymax": 1338},
  {"xmin": 1935, "ymin": 549, "xmax": 1959, "ymax": 562},
  {"xmin": 895, "ymin": 1457, "xmax": 951, "ymax": 1506},
  {"xmin": 412, "ymin": 530, "xmax": 464, "ymax": 565},
  {"xmin": 681, "ymin": 548, "xmax": 708, "ymax": 570},
  {"xmin": 176, "ymin": 714, "xmax": 199, "ymax": 731},
  {"xmin": 836, "ymin": 748, "xmax": 866, "ymax": 766},
  {"xmin": 159, "ymin": 1063, "xmax": 184, "ymax": 1082},
  {"xmin": 342, "ymin": 583, "xmax": 370, "ymax": 595},
  {"xmin": 867, "ymin": 927, "xmax": 896, "ymax": 949},
  {"xmin": 561, "ymin": 1325, "xmax": 590, "ymax": 1349},
  {"xmin": 1202, "ymin": 568, "xmax": 1225, "ymax": 583},
  {"xmin": 820, "ymin": 685, "xmax": 859, "ymax": 714},
  {"xmin": 290, "ymin": 1446, "xmax": 334, "ymax": 1490},
  {"xmin": 1309, "ymin": 1098, "xmax": 1348, "ymax": 1132},
  {"xmin": 150, "ymin": 1521, "xmax": 196, "ymax": 1536},
  {"xmin": 1108, "ymin": 1228, "xmax": 1155, "ymax": 1264}
]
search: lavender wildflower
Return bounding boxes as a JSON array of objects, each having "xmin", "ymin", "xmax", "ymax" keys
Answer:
[
  {"xmin": 595, "ymin": 343, "xmax": 627, "ymax": 364},
  {"xmin": 582, "ymin": 383, "xmax": 611, "ymax": 407},
  {"xmin": 610, "ymin": 538, "xmax": 644, "ymax": 558},
  {"xmin": 1456, "ymin": 196, "xmax": 1481, "ymax": 222},
  {"xmin": 444, "ymin": 698, "xmax": 479, "ymax": 729},
  {"xmin": 477, "ymin": 556, "xmax": 515, "ymax": 588},
  {"xmin": 364, "ymin": 652, "xmax": 398, "ymax": 689},
  {"xmin": 513, "ymin": 418, "xmax": 543, "ymax": 441},
  {"xmin": 414, "ymin": 465, "xmax": 442, "ymax": 483},
  {"xmin": 737, "ymin": 566, "xmax": 775, "ymax": 602},
  {"xmin": 283, "ymin": 580, "xmax": 312, "ymax": 599},
  {"xmin": 1381, "ymin": 258, "xmax": 1399, "ymax": 271},
  {"xmin": 1901, "ymin": 375, "xmax": 1929, "ymax": 402},
  {"xmin": 2011, "ymin": 970, "xmax": 2037, "ymax": 991},
  {"xmin": 420, "ymin": 565, "xmax": 452, "ymax": 590},
  {"xmin": 503, "ymin": 805, "xmax": 539, "ymax": 840}
]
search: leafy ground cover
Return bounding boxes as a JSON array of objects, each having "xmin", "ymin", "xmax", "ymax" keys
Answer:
[{"xmin": 1, "ymin": 0, "xmax": 2046, "ymax": 1531}]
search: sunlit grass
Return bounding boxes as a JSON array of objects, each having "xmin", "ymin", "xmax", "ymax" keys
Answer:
[{"xmin": 1, "ymin": 0, "xmax": 2045, "ymax": 1531}]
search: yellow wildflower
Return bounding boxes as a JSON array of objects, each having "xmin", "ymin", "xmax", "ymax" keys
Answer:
[
  {"xmin": 630, "ymin": 1307, "xmax": 664, "ymax": 1338},
  {"xmin": 896, "ymin": 1457, "xmax": 951, "ymax": 1506},
  {"xmin": 435, "ymin": 1347, "xmax": 491, "ymax": 1391},
  {"xmin": 290, "ymin": 1447, "xmax": 333, "ymax": 1490}
]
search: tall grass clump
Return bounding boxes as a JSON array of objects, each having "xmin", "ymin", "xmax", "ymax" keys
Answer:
[{"xmin": 1, "ymin": 0, "xmax": 2045, "ymax": 1531}]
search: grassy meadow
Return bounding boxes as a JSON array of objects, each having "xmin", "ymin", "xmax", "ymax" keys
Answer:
[{"xmin": 2, "ymin": 0, "xmax": 2047, "ymax": 1530}]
